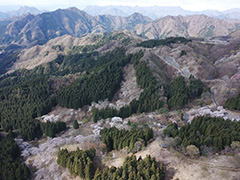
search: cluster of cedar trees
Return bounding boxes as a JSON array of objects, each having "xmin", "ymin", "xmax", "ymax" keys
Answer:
[
  {"xmin": 93, "ymin": 155, "xmax": 165, "ymax": 180},
  {"xmin": 168, "ymin": 75, "xmax": 204, "ymax": 109},
  {"xmin": 57, "ymin": 147, "xmax": 96, "ymax": 180},
  {"xmin": 164, "ymin": 116, "xmax": 240, "ymax": 150},
  {"xmin": 224, "ymin": 94, "xmax": 240, "ymax": 111},
  {"xmin": 0, "ymin": 135, "xmax": 30, "ymax": 180},
  {"xmin": 100, "ymin": 127, "xmax": 154, "ymax": 152},
  {"xmin": 40, "ymin": 121, "xmax": 66, "ymax": 138},
  {"xmin": 57, "ymin": 128, "xmax": 165, "ymax": 180}
]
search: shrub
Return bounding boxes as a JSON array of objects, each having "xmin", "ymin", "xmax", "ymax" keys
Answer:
[
  {"xmin": 186, "ymin": 145, "xmax": 200, "ymax": 158},
  {"xmin": 73, "ymin": 120, "xmax": 79, "ymax": 129}
]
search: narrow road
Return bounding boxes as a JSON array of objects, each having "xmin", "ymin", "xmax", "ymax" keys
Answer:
[{"xmin": 211, "ymin": 87, "xmax": 218, "ymax": 108}]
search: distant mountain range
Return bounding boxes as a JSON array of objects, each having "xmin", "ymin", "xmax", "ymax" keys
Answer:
[
  {"xmin": 0, "ymin": 6, "xmax": 44, "ymax": 19},
  {"xmin": 0, "ymin": 7, "xmax": 151, "ymax": 46},
  {"xmin": 84, "ymin": 5, "xmax": 240, "ymax": 20},
  {"xmin": 1, "ymin": 7, "xmax": 240, "ymax": 47},
  {"xmin": 133, "ymin": 15, "xmax": 240, "ymax": 39}
]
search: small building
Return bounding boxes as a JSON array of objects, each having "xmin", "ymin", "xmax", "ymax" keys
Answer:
[{"xmin": 161, "ymin": 144, "xmax": 167, "ymax": 148}]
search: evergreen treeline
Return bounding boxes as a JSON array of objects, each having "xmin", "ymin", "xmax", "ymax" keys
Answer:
[
  {"xmin": 0, "ymin": 136, "xmax": 30, "ymax": 180},
  {"xmin": 168, "ymin": 75, "xmax": 203, "ymax": 109},
  {"xmin": 164, "ymin": 116, "xmax": 240, "ymax": 150},
  {"xmin": 133, "ymin": 60, "xmax": 165, "ymax": 113},
  {"xmin": 137, "ymin": 37, "xmax": 190, "ymax": 48},
  {"xmin": 93, "ymin": 155, "xmax": 165, "ymax": 180},
  {"xmin": 0, "ymin": 48, "xmax": 125, "ymax": 88},
  {"xmin": 57, "ymin": 147, "xmax": 165, "ymax": 180},
  {"xmin": 32, "ymin": 47, "xmax": 126, "ymax": 76},
  {"xmin": 40, "ymin": 121, "xmax": 67, "ymax": 138},
  {"xmin": 224, "ymin": 94, "xmax": 240, "ymax": 111},
  {"xmin": 92, "ymin": 107, "xmax": 118, "ymax": 122},
  {"xmin": 100, "ymin": 127, "xmax": 154, "ymax": 152},
  {"xmin": 57, "ymin": 147, "xmax": 96, "ymax": 180}
]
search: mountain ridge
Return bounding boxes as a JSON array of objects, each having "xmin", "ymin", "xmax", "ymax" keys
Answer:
[
  {"xmin": 0, "ymin": 6, "xmax": 44, "ymax": 19},
  {"xmin": 1, "ymin": 8, "xmax": 151, "ymax": 46},
  {"xmin": 1, "ymin": 7, "xmax": 240, "ymax": 47},
  {"xmin": 134, "ymin": 14, "xmax": 240, "ymax": 39},
  {"xmin": 84, "ymin": 5, "xmax": 240, "ymax": 20}
]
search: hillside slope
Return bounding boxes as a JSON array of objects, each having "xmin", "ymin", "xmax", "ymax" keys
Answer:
[
  {"xmin": 4, "ymin": 31, "xmax": 240, "ymax": 106},
  {"xmin": 134, "ymin": 15, "xmax": 240, "ymax": 39}
]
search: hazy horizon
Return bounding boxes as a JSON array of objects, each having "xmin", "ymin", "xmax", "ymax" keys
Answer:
[{"xmin": 0, "ymin": 0, "xmax": 239, "ymax": 12}]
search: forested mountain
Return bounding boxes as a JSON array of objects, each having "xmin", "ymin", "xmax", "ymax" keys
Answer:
[
  {"xmin": 0, "ymin": 35, "xmax": 205, "ymax": 140},
  {"xmin": 0, "ymin": 6, "xmax": 240, "ymax": 179},
  {"xmin": 0, "ymin": 47, "xmax": 130, "ymax": 139}
]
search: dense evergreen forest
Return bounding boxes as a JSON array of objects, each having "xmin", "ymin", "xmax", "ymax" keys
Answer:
[
  {"xmin": 137, "ymin": 37, "xmax": 190, "ymax": 48},
  {"xmin": 100, "ymin": 127, "xmax": 154, "ymax": 152},
  {"xmin": 0, "ymin": 47, "xmax": 129, "ymax": 140},
  {"xmin": 168, "ymin": 75, "xmax": 204, "ymax": 109},
  {"xmin": 0, "ymin": 76, "xmax": 57, "ymax": 140},
  {"xmin": 224, "ymin": 94, "xmax": 240, "ymax": 111},
  {"xmin": 0, "ymin": 135, "xmax": 30, "ymax": 180},
  {"xmin": 56, "ymin": 60, "xmax": 123, "ymax": 109},
  {"xmin": 57, "ymin": 147, "xmax": 165, "ymax": 180},
  {"xmin": 164, "ymin": 116, "xmax": 240, "ymax": 150}
]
